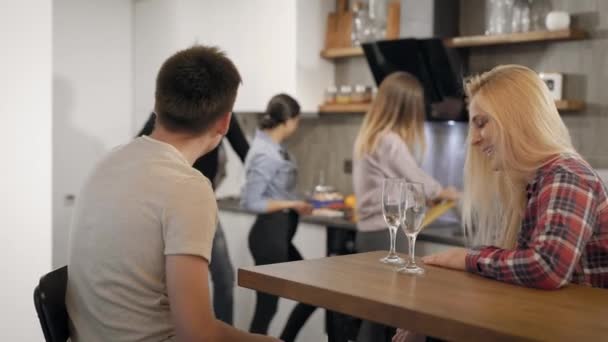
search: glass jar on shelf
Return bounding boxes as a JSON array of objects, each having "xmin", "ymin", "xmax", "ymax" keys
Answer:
[
  {"xmin": 352, "ymin": 84, "xmax": 372, "ymax": 103},
  {"xmin": 352, "ymin": 2, "xmax": 374, "ymax": 46},
  {"xmin": 511, "ymin": 0, "xmax": 531, "ymax": 33},
  {"xmin": 336, "ymin": 85, "xmax": 353, "ymax": 104},
  {"xmin": 324, "ymin": 85, "xmax": 338, "ymax": 105},
  {"xmin": 485, "ymin": 0, "xmax": 514, "ymax": 35}
]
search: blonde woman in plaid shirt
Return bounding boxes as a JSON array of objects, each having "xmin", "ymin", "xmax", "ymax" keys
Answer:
[
  {"xmin": 395, "ymin": 63, "xmax": 608, "ymax": 342},
  {"xmin": 419, "ymin": 65, "xmax": 608, "ymax": 291}
]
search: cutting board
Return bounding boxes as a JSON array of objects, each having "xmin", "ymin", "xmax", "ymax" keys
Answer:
[
  {"xmin": 385, "ymin": 0, "xmax": 401, "ymax": 39},
  {"xmin": 324, "ymin": 0, "xmax": 352, "ymax": 49},
  {"xmin": 335, "ymin": 0, "xmax": 353, "ymax": 48},
  {"xmin": 421, "ymin": 200, "xmax": 456, "ymax": 229},
  {"xmin": 324, "ymin": 4, "xmax": 339, "ymax": 49}
]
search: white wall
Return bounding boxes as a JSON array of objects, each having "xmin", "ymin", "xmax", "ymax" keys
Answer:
[
  {"xmin": 133, "ymin": 0, "xmax": 180, "ymax": 129},
  {"xmin": 0, "ymin": 1, "xmax": 52, "ymax": 340},
  {"xmin": 53, "ymin": 0, "xmax": 134, "ymax": 267},
  {"xmin": 177, "ymin": 0, "xmax": 298, "ymax": 112},
  {"xmin": 135, "ymin": 0, "xmax": 298, "ymax": 120},
  {"xmin": 134, "ymin": 0, "xmax": 334, "ymax": 122},
  {"xmin": 296, "ymin": 0, "xmax": 335, "ymax": 113}
]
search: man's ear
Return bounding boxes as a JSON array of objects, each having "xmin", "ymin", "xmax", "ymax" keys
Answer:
[{"xmin": 215, "ymin": 111, "xmax": 232, "ymax": 136}]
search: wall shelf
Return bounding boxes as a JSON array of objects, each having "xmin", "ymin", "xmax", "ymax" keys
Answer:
[
  {"xmin": 319, "ymin": 100, "xmax": 585, "ymax": 114},
  {"xmin": 320, "ymin": 46, "xmax": 364, "ymax": 59},
  {"xmin": 319, "ymin": 103, "xmax": 370, "ymax": 113},
  {"xmin": 555, "ymin": 99, "xmax": 585, "ymax": 112},
  {"xmin": 445, "ymin": 28, "xmax": 588, "ymax": 48},
  {"xmin": 320, "ymin": 29, "xmax": 588, "ymax": 60}
]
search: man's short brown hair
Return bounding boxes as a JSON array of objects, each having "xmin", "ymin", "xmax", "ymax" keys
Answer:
[{"xmin": 154, "ymin": 45, "xmax": 241, "ymax": 135}]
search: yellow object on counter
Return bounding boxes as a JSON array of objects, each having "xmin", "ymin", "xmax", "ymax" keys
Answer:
[
  {"xmin": 344, "ymin": 194, "xmax": 356, "ymax": 209},
  {"xmin": 421, "ymin": 200, "xmax": 456, "ymax": 229}
]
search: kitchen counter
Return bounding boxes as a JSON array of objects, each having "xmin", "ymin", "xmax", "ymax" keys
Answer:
[{"xmin": 217, "ymin": 197, "xmax": 464, "ymax": 247}]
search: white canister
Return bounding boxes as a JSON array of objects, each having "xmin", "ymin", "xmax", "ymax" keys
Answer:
[{"xmin": 545, "ymin": 11, "xmax": 570, "ymax": 30}]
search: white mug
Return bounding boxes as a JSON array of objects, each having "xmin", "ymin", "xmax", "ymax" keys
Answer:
[{"xmin": 546, "ymin": 11, "xmax": 570, "ymax": 30}]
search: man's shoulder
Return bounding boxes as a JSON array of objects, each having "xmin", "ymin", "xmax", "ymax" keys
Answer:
[
  {"xmin": 173, "ymin": 173, "xmax": 214, "ymax": 195},
  {"xmin": 93, "ymin": 138, "xmax": 212, "ymax": 196}
]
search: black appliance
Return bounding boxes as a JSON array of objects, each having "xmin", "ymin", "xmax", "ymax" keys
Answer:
[{"xmin": 362, "ymin": 38, "xmax": 468, "ymax": 122}]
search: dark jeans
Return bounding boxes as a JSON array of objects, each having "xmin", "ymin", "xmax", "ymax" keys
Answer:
[
  {"xmin": 209, "ymin": 223, "xmax": 235, "ymax": 325},
  {"xmin": 248, "ymin": 210, "xmax": 316, "ymax": 342}
]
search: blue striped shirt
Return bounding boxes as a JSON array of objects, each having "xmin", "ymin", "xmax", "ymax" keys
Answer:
[{"xmin": 240, "ymin": 130, "xmax": 299, "ymax": 213}]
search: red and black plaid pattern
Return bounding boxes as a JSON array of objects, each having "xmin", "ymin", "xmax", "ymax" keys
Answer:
[{"xmin": 465, "ymin": 155, "xmax": 608, "ymax": 289}]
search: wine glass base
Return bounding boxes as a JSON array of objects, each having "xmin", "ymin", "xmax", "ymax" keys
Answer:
[
  {"xmin": 397, "ymin": 264, "xmax": 425, "ymax": 275},
  {"xmin": 380, "ymin": 254, "xmax": 404, "ymax": 265}
]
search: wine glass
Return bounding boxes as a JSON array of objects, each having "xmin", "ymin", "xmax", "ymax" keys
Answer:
[
  {"xmin": 397, "ymin": 182, "xmax": 426, "ymax": 275},
  {"xmin": 380, "ymin": 178, "xmax": 406, "ymax": 265}
]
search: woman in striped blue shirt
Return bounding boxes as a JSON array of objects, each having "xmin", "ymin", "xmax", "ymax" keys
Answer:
[{"xmin": 240, "ymin": 94, "xmax": 315, "ymax": 342}]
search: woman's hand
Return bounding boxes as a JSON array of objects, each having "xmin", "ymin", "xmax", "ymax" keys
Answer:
[
  {"xmin": 290, "ymin": 201, "xmax": 313, "ymax": 215},
  {"xmin": 392, "ymin": 329, "xmax": 425, "ymax": 342},
  {"xmin": 437, "ymin": 186, "xmax": 461, "ymax": 201},
  {"xmin": 421, "ymin": 247, "xmax": 468, "ymax": 271},
  {"xmin": 392, "ymin": 329, "xmax": 409, "ymax": 342}
]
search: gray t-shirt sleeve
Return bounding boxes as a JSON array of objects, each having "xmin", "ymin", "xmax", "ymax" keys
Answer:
[{"xmin": 162, "ymin": 176, "xmax": 217, "ymax": 262}]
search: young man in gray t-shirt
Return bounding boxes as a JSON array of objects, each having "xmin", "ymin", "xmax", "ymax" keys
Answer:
[{"xmin": 66, "ymin": 46, "xmax": 280, "ymax": 342}]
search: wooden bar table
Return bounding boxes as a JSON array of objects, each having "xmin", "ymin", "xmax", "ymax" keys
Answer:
[{"xmin": 238, "ymin": 251, "xmax": 608, "ymax": 341}]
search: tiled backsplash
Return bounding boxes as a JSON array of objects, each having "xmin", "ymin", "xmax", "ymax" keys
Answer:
[
  {"xmin": 236, "ymin": 113, "xmax": 362, "ymax": 195},
  {"xmin": 235, "ymin": 114, "xmax": 469, "ymax": 196}
]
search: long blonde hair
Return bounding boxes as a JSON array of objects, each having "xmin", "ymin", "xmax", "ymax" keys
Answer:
[
  {"xmin": 463, "ymin": 65, "xmax": 576, "ymax": 248},
  {"xmin": 354, "ymin": 71, "xmax": 426, "ymax": 159}
]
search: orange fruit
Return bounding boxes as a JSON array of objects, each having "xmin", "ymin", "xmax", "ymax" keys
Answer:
[{"xmin": 344, "ymin": 194, "xmax": 356, "ymax": 209}]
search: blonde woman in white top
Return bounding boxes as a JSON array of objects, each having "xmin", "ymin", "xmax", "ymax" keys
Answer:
[{"xmin": 352, "ymin": 71, "xmax": 459, "ymax": 342}]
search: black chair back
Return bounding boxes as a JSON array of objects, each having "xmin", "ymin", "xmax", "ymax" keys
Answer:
[{"xmin": 34, "ymin": 265, "xmax": 69, "ymax": 342}]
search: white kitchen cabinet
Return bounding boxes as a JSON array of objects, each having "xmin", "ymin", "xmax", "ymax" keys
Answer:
[{"xmin": 135, "ymin": 0, "xmax": 334, "ymax": 119}]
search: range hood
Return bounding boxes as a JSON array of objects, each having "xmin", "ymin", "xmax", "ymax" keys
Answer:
[{"xmin": 361, "ymin": 38, "xmax": 468, "ymax": 121}]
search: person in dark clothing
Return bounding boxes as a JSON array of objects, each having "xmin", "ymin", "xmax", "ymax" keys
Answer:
[
  {"xmin": 138, "ymin": 111, "xmax": 248, "ymax": 325},
  {"xmin": 240, "ymin": 94, "xmax": 316, "ymax": 342}
]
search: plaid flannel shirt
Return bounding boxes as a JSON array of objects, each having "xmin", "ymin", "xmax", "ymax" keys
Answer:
[{"xmin": 465, "ymin": 155, "xmax": 608, "ymax": 289}]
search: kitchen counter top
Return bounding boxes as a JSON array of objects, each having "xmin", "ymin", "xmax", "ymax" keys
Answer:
[{"xmin": 217, "ymin": 197, "xmax": 464, "ymax": 247}]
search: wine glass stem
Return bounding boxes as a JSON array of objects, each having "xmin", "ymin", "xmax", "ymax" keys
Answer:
[
  {"xmin": 389, "ymin": 226, "xmax": 397, "ymax": 256},
  {"xmin": 407, "ymin": 234, "xmax": 417, "ymax": 266}
]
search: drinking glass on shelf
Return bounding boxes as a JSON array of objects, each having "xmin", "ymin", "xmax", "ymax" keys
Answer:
[
  {"xmin": 511, "ymin": 0, "xmax": 531, "ymax": 33},
  {"xmin": 397, "ymin": 182, "xmax": 426, "ymax": 275},
  {"xmin": 352, "ymin": 2, "xmax": 375, "ymax": 46},
  {"xmin": 380, "ymin": 178, "xmax": 406, "ymax": 265},
  {"xmin": 530, "ymin": 0, "xmax": 552, "ymax": 31},
  {"xmin": 485, "ymin": 0, "xmax": 514, "ymax": 35},
  {"xmin": 369, "ymin": 0, "xmax": 388, "ymax": 39}
]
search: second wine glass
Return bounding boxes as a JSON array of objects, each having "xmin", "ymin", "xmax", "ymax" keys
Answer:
[
  {"xmin": 397, "ymin": 182, "xmax": 426, "ymax": 275},
  {"xmin": 380, "ymin": 178, "xmax": 406, "ymax": 265}
]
